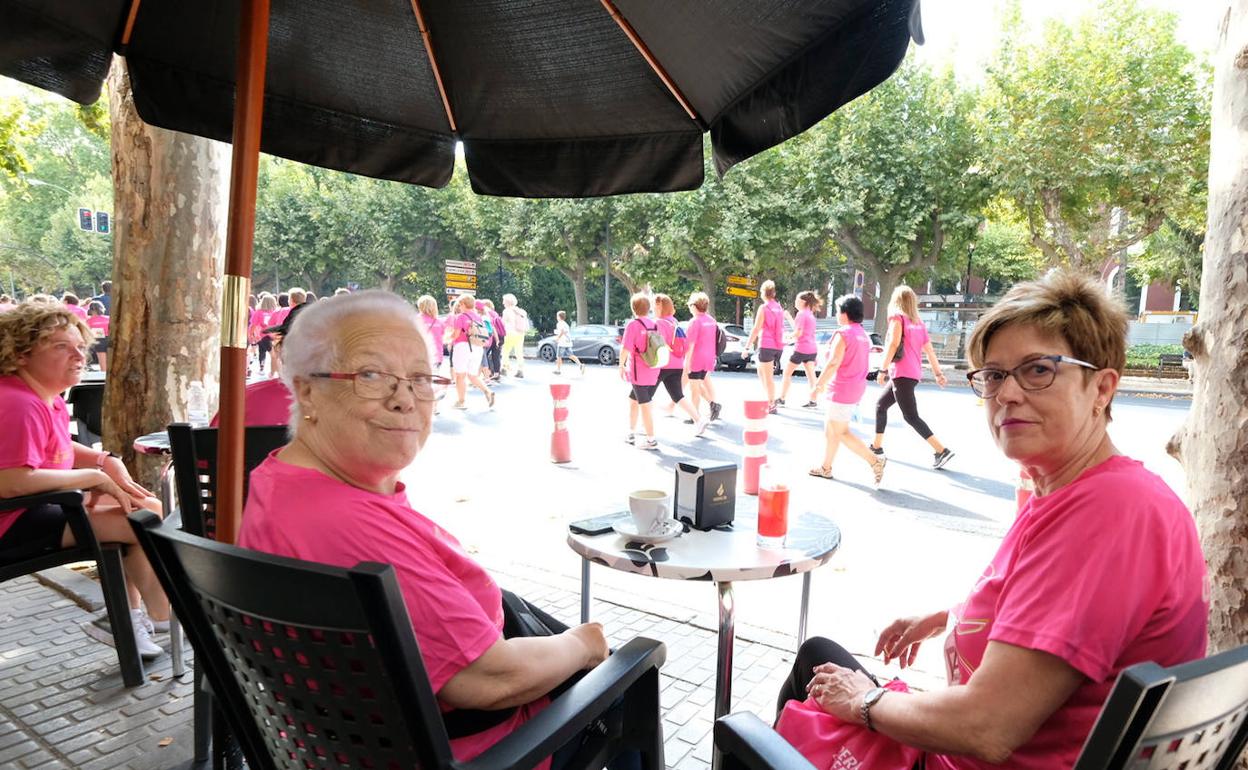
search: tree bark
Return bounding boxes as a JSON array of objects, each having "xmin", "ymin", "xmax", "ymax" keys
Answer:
[
  {"xmin": 558, "ymin": 265, "xmax": 589, "ymax": 324},
  {"xmin": 103, "ymin": 60, "xmax": 228, "ymax": 480},
  {"xmin": 1170, "ymin": 1, "xmax": 1248, "ymax": 657},
  {"xmin": 836, "ymin": 214, "xmax": 944, "ymax": 331},
  {"xmin": 685, "ymin": 249, "xmax": 719, "ymax": 317}
]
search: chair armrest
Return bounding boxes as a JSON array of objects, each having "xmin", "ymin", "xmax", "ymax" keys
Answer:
[
  {"xmin": 464, "ymin": 636, "xmax": 666, "ymax": 770},
  {"xmin": 713, "ymin": 712, "xmax": 816, "ymax": 770},
  {"xmin": 0, "ymin": 489, "xmax": 85, "ymax": 512}
]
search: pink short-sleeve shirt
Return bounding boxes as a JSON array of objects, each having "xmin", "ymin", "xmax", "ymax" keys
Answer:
[
  {"xmin": 794, "ymin": 310, "xmax": 817, "ymax": 355},
  {"xmin": 0, "ymin": 375, "xmax": 75, "ymax": 536},
  {"xmin": 621, "ymin": 317, "xmax": 661, "ymax": 386},
  {"xmin": 888, "ymin": 315, "xmax": 929, "ymax": 381},
  {"xmin": 86, "ymin": 315, "xmax": 110, "ymax": 337},
  {"xmin": 421, "ymin": 313, "xmax": 446, "ymax": 363},
  {"xmin": 827, "ymin": 323, "xmax": 869, "ymax": 405},
  {"xmin": 656, "ymin": 316, "xmax": 685, "ymax": 370},
  {"xmin": 926, "ymin": 456, "xmax": 1208, "ymax": 769},
  {"xmin": 239, "ymin": 456, "xmax": 551, "ymax": 769},
  {"xmin": 687, "ymin": 313, "xmax": 718, "ymax": 372},
  {"xmin": 760, "ymin": 300, "xmax": 785, "ymax": 350}
]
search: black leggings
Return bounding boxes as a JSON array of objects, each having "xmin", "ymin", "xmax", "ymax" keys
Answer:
[
  {"xmin": 257, "ymin": 337, "xmax": 272, "ymax": 367},
  {"xmin": 874, "ymin": 377, "xmax": 933, "ymax": 439},
  {"xmin": 776, "ymin": 637, "xmax": 877, "ymax": 716}
]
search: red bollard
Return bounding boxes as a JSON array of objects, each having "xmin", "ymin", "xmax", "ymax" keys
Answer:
[
  {"xmin": 550, "ymin": 383, "xmax": 572, "ymax": 463},
  {"xmin": 1016, "ymin": 467, "xmax": 1034, "ymax": 510},
  {"xmin": 742, "ymin": 400, "xmax": 769, "ymax": 495}
]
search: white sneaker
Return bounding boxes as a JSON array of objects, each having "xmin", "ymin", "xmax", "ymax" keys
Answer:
[
  {"xmin": 694, "ymin": 417, "xmax": 710, "ymax": 437},
  {"xmin": 131, "ymin": 609, "xmax": 164, "ymax": 660}
]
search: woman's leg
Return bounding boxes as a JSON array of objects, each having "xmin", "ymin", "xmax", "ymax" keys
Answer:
[
  {"xmin": 873, "ymin": 381, "xmax": 898, "ymax": 449},
  {"xmin": 892, "ymin": 378, "xmax": 944, "ymax": 450},
  {"xmin": 97, "ymin": 352, "xmax": 108, "ymax": 372},
  {"xmin": 803, "ymin": 362, "xmax": 819, "ymax": 401},
  {"xmin": 820, "ymin": 420, "xmax": 842, "ymax": 470},
  {"xmin": 778, "ymin": 361, "xmax": 798, "ymax": 401},
  {"xmin": 639, "ymin": 402, "xmax": 655, "ymax": 440},
  {"xmin": 65, "ymin": 509, "xmax": 171, "ymax": 621},
  {"xmin": 628, "ymin": 396, "xmax": 639, "ymax": 435},
  {"xmin": 756, "ymin": 358, "xmax": 775, "ymax": 402},
  {"xmin": 776, "ymin": 637, "xmax": 872, "ymax": 715},
  {"xmin": 837, "ymin": 421, "xmax": 880, "ymax": 466}
]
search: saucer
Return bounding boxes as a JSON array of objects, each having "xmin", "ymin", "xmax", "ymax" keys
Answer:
[{"xmin": 613, "ymin": 519, "xmax": 683, "ymax": 544}]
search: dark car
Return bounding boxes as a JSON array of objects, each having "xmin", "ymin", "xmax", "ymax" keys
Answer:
[{"xmin": 536, "ymin": 324, "xmax": 623, "ymax": 365}]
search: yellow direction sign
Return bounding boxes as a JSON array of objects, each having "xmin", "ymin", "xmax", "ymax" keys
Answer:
[
  {"xmin": 726, "ymin": 286, "xmax": 756, "ymax": 299},
  {"xmin": 726, "ymin": 275, "xmax": 757, "ymax": 288},
  {"xmin": 446, "ymin": 277, "xmax": 477, "ymax": 290}
]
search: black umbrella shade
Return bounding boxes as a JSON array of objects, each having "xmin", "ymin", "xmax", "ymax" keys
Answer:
[{"xmin": 2, "ymin": 0, "xmax": 922, "ymax": 198}]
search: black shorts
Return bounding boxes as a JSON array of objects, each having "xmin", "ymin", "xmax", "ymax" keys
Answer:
[
  {"xmin": 0, "ymin": 504, "xmax": 67, "ymax": 562},
  {"xmin": 628, "ymin": 383, "xmax": 659, "ymax": 405},
  {"xmin": 757, "ymin": 347, "xmax": 782, "ymax": 363},
  {"xmin": 92, "ymin": 336, "xmax": 110, "ymax": 354},
  {"xmin": 657, "ymin": 368, "xmax": 684, "ymax": 402},
  {"xmin": 790, "ymin": 351, "xmax": 817, "ymax": 364},
  {"xmin": 688, "ymin": 370, "xmax": 709, "ymax": 381}
]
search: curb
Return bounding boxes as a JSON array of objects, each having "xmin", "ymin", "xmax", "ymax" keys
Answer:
[{"xmin": 34, "ymin": 565, "xmax": 104, "ymax": 612}]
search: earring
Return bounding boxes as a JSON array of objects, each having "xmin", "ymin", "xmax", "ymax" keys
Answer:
[
  {"xmin": 1093, "ymin": 405, "xmax": 1102, "ymax": 417},
  {"xmin": 303, "ymin": 413, "xmax": 316, "ymax": 423}
]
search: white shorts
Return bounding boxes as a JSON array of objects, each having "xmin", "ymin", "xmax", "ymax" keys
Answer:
[
  {"xmin": 452, "ymin": 342, "xmax": 482, "ymax": 374},
  {"xmin": 824, "ymin": 401, "xmax": 857, "ymax": 424}
]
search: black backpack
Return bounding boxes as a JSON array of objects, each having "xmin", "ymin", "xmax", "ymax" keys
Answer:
[{"xmin": 715, "ymin": 324, "xmax": 727, "ymax": 356}]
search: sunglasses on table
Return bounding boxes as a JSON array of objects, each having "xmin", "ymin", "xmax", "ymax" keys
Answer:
[
  {"xmin": 966, "ymin": 355, "xmax": 1101, "ymax": 398},
  {"xmin": 309, "ymin": 370, "xmax": 450, "ymax": 401}
]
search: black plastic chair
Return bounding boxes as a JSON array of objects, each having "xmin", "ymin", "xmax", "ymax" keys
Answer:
[
  {"xmin": 66, "ymin": 381, "xmax": 105, "ymax": 448},
  {"xmin": 165, "ymin": 421, "xmax": 289, "ymax": 763},
  {"xmin": 129, "ymin": 511, "xmax": 667, "ymax": 770},
  {"xmin": 0, "ymin": 490, "xmax": 143, "ymax": 687},
  {"xmin": 713, "ymin": 645, "xmax": 1248, "ymax": 770}
]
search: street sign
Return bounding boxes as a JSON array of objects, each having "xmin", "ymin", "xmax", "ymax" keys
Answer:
[
  {"xmin": 445, "ymin": 259, "xmax": 476, "ymax": 269},
  {"xmin": 95, "ymin": 212, "xmax": 110, "ymax": 234},
  {"xmin": 853, "ymin": 270, "xmax": 865, "ymax": 299},
  {"xmin": 446, "ymin": 265, "xmax": 476, "ymax": 276},
  {"xmin": 446, "ymin": 273, "xmax": 477, "ymax": 285},
  {"xmin": 444, "ymin": 287, "xmax": 469, "ymax": 297},
  {"xmin": 726, "ymin": 275, "xmax": 757, "ymax": 288},
  {"xmin": 77, "ymin": 208, "xmax": 93, "ymax": 232},
  {"xmin": 726, "ymin": 286, "xmax": 756, "ymax": 299}
]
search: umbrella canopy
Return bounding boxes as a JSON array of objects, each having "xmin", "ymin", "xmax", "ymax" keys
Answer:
[{"xmin": 2, "ymin": 0, "xmax": 922, "ymax": 198}]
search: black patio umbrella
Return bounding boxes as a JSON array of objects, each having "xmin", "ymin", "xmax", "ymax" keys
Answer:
[{"xmin": 1, "ymin": 0, "xmax": 923, "ymax": 540}]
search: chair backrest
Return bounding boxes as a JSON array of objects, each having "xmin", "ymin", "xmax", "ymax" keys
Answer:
[
  {"xmin": 66, "ymin": 382, "xmax": 105, "ymax": 445},
  {"xmin": 1075, "ymin": 645, "xmax": 1248, "ymax": 770},
  {"xmin": 167, "ymin": 423, "xmax": 288, "ymax": 539},
  {"xmin": 128, "ymin": 511, "xmax": 456, "ymax": 770}
]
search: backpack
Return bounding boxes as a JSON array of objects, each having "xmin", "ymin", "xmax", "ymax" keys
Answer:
[
  {"xmin": 513, "ymin": 309, "xmax": 531, "ymax": 334},
  {"xmin": 890, "ymin": 316, "xmax": 907, "ymax": 362},
  {"xmin": 467, "ymin": 316, "xmax": 492, "ymax": 348},
  {"xmin": 671, "ymin": 323, "xmax": 688, "ymax": 358},
  {"xmin": 715, "ymin": 324, "xmax": 727, "ymax": 356},
  {"xmin": 636, "ymin": 318, "xmax": 670, "ymax": 368}
]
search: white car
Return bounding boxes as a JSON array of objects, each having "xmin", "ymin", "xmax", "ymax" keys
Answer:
[
  {"xmin": 676, "ymin": 321, "xmax": 751, "ymax": 371},
  {"xmin": 774, "ymin": 331, "xmax": 885, "ymax": 380}
]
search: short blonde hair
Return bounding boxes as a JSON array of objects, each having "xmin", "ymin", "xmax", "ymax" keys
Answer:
[
  {"xmin": 288, "ymin": 288, "xmax": 307, "ymax": 305},
  {"xmin": 967, "ymin": 270, "xmax": 1127, "ymax": 417},
  {"xmin": 888, "ymin": 286, "xmax": 921, "ymax": 323},
  {"xmin": 416, "ymin": 295, "xmax": 439, "ymax": 316},
  {"xmin": 0, "ymin": 303, "xmax": 95, "ymax": 374},
  {"xmin": 760, "ymin": 280, "xmax": 776, "ymax": 300},
  {"xmin": 455, "ymin": 293, "xmax": 476, "ymax": 311},
  {"xmin": 630, "ymin": 293, "xmax": 651, "ymax": 317},
  {"xmin": 654, "ymin": 294, "xmax": 675, "ymax": 317},
  {"xmin": 688, "ymin": 292, "xmax": 710, "ymax": 313}
]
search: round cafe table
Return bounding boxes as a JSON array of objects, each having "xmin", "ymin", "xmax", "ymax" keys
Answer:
[{"xmin": 566, "ymin": 501, "xmax": 840, "ymax": 770}]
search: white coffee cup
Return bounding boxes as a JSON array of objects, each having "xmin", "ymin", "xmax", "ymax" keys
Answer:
[{"xmin": 628, "ymin": 489, "xmax": 670, "ymax": 535}]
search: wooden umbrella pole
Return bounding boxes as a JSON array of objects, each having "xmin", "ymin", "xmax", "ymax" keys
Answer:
[{"xmin": 215, "ymin": 0, "xmax": 271, "ymax": 544}]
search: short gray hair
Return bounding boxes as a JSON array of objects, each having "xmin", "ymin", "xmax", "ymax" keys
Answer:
[
  {"xmin": 502, "ymin": 293, "xmax": 517, "ymax": 307},
  {"xmin": 280, "ymin": 290, "xmax": 429, "ymax": 427}
]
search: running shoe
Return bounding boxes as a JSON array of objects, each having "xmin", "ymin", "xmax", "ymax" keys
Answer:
[
  {"xmin": 640, "ymin": 438, "xmax": 659, "ymax": 451},
  {"xmin": 453, "ymin": 401, "xmax": 468, "ymax": 410},
  {"xmin": 768, "ymin": 403, "xmax": 778, "ymax": 415},
  {"xmin": 515, "ymin": 371, "xmax": 524, "ymax": 379},
  {"xmin": 710, "ymin": 402, "xmax": 722, "ymax": 422},
  {"xmin": 870, "ymin": 445, "xmax": 885, "ymax": 457},
  {"xmin": 694, "ymin": 417, "xmax": 710, "ymax": 437},
  {"xmin": 486, "ymin": 391, "xmax": 496, "ymax": 410},
  {"xmin": 682, "ymin": 418, "xmax": 696, "ymax": 425},
  {"xmin": 625, "ymin": 433, "xmax": 635, "ymax": 445},
  {"xmin": 802, "ymin": 401, "xmax": 819, "ymax": 409},
  {"xmin": 579, "ymin": 362, "xmax": 586, "ymax": 375},
  {"xmin": 933, "ymin": 449, "xmax": 955, "ymax": 470},
  {"xmin": 554, "ymin": 370, "xmax": 562, "ymax": 375},
  {"xmin": 774, "ymin": 398, "xmax": 786, "ymax": 407},
  {"xmin": 83, "ymin": 609, "xmax": 164, "ymax": 660},
  {"xmin": 872, "ymin": 457, "xmax": 888, "ymax": 487}
]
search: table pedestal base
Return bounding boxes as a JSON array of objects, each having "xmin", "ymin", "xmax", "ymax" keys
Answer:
[{"xmin": 712, "ymin": 581, "xmax": 735, "ymax": 770}]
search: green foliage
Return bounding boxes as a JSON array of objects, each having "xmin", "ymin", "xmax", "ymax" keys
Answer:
[
  {"xmin": 1125, "ymin": 343, "xmax": 1185, "ymax": 369},
  {"xmin": 978, "ymin": 0, "xmax": 1210, "ymax": 271}
]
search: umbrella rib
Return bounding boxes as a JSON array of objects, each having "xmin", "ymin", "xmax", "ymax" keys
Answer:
[
  {"xmin": 409, "ymin": 0, "xmax": 458, "ymax": 134},
  {"xmin": 120, "ymin": 0, "xmax": 143, "ymax": 45},
  {"xmin": 600, "ymin": 0, "xmax": 704, "ymax": 129}
]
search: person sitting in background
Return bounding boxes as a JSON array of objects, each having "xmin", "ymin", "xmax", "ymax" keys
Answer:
[
  {"xmin": 210, "ymin": 303, "xmax": 303, "ymax": 428},
  {"xmin": 776, "ymin": 270, "xmax": 1208, "ymax": 768},
  {"xmin": 0, "ymin": 303, "xmax": 169, "ymax": 659},
  {"xmin": 61, "ymin": 292, "xmax": 87, "ymax": 320},
  {"xmin": 239, "ymin": 291, "xmax": 629, "ymax": 769},
  {"xmin": 85, "ymin": 300, "xmax": 110, "ymax": 371}
]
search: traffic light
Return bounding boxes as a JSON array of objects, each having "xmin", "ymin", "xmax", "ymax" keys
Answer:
[
  {"xmin": 78, "ymin": 208, "xmax": 93, "ymax": 232},
  {"xmin": 96, "ymin": 212, "xmax": 110, "ymax": 234}
]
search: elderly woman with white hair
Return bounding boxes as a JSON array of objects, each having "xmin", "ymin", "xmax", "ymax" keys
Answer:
[{"xmin": 239, "ymin": 291, "xmax": 624, "ymax": 770}]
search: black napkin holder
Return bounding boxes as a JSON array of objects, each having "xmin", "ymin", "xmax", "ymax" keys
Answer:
[{"xmin": 674, "ymin": 462, "xmax": 736, "ymax": 531}]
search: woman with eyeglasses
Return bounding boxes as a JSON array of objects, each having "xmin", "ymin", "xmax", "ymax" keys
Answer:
[
  {"xmin": 239, "ymin": 291, "xmax": 626, "ymax": 770},
  {"xmin": 775, "ymin": 271, "xmax": 1207, "ymax": 768}
]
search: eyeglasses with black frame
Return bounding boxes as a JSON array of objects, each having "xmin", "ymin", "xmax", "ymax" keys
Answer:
[
  {"xmin": 966, "ymin": 355, "xmax": 1101, "ymax": 398},
  {"xmin": 308, "ymin": 370, "xmax": 451, "ymax": 401}
]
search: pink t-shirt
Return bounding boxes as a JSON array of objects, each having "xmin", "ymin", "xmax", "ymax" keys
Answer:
[
  {"xmin": 209, "ymin": 378, "xmax": 292, "ymax": 428},
  {"xmin": 687, "ymin": 313, "xmax": 718, "ymax": 372},
  {"xmin": 86, "ymin": 315, "xmax": 110, "ymax": 337},
  {"xmin": 760, "ymin": 300, "xmax": 785, "ymax": 349},
  {"xmin": 621, "ymin": 317, "xmax": 661, "ymax": 386},
  {"xmin": 656, "ymin": 316, "xmax": 684, "ymax": 370},
  {"xmin": 794, "ymin": 310, "xmax": 817, "ymax": 355},
  {"xmin": 927, "ymin": 456, "xmax": 1208, "ymax": 770},
  {"xmin": 65, "ymin": 303, "xmax": 87, "ymax": 320},
  {"xmin": 827, "ymin": 323, "xmax": 869, "ymax": 405},
  {"xmin": 888, "ymin": 315, "xmax": 929, "ymax": 381},
  {"xmin": 421, "ymin": 313, "xmax": 446, "ymax": 364},
  {"xmin": 250, "ymin": 309, "xmax": 277, "ymax": 341},
  {"xmin": 0, "ymin": 375, "xmax": 74, "ymax": 535},
  {"xmin": 239, "ymin": 456, "xmax": 552, "ymax": 769},
  {"xmin": 451, "ymin": 311, "xmax": 482, "ymax": 346}
]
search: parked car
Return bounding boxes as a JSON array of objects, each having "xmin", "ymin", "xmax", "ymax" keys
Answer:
[
  {"xmin": 677, "ymin": 321, "xmax": 751, "ymax": 371},
  {"xmin": 775, "ymin": 331, "xmax": 885, "ymax": 379},
  {"xmin": 536, "ymin": 324, "xmax": 623, "ymax": 365}
]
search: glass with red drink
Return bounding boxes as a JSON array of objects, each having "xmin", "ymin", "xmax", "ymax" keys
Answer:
[{"xmin": 757, "ymin": 464, "xmax": 790, "ymax": 548}]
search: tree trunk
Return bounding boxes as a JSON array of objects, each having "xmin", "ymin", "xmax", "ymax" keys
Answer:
[
  {"xmin": 559, "ymin": 265, "xmax": 589, "ymax": 324},
  {"xmin": 874, "ymin": 271, "xmax": 900, "ymax": 333},
  {"xmin": 1170, "ymin": 1, "xmax": 1248, "ymax": 657},
  {"xmin": 685, "ymin": 250, "xmax": 719, "ymax": 317},
  {"xmin": 103, "ymin": 60, "xmax": 228, "ymax": 481}
]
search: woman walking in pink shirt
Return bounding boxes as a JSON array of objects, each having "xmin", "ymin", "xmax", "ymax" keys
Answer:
[
  {"xmin": 684, "ymin": 292, "xmax": 722, "ymax": 422},
  {"xmin": 653, "ymin": 294, "xmax": 709, "ymax": 435},
  {"xmin": 743, "ymin": 280, "xmax": 788, "ymax": 413},
  {"xmin": 619, "ymin": 294, "xmax": 662, "ymax": 450},
  {"xmin": 778, "ymin": 290, "xmax": 821, "ymax": 409}
]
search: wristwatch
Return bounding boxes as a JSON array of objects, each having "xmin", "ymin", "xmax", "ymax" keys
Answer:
[
  {"xmin": 96, "ymin": 451, "xmax": 119, "ymax": 469},
  {"xmin": 861, "ymin": 687, "xmax": 887, "ymax": 731}
]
